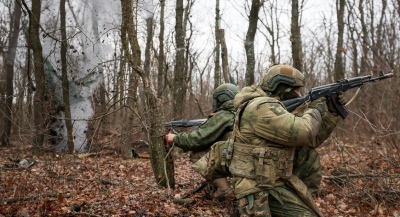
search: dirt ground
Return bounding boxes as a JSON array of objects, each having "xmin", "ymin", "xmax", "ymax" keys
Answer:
[{"xmin": 1, "ymin": 138, "xmax": 399, "ymax": 216}]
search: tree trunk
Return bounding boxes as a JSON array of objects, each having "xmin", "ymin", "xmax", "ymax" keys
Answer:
[
  {"xmin": 258, "ymin": 1, "xmax": 279, "ymax": 65},
  {"xmin": 359, "ymin": 0, "xmax": 370, "ymax": 73},
  {"xmin": 157, "ymin": 0, "xmax": 166, "ymax": 99},
  {"xmin": 173, "ymin": 0, "xmax": 185, "ymax": 119},
  {"xmin": 245, "ymin": 0, "xmax": 261, "ymax": 86},
  {"xmin": 1, "ymin": 0, "xmax": 22, "ymax": 146},
  {"xmin": 121, "ymin": 0, "xmax": 174, "ymax": 188},
  {"xmin": 145, "ymin": 17, "xmax": 174, "ymax": 187},
  {"xmin": 347, "ymin": 1, "xmax": 359, "ymax": 76},
  {"xmin": 291, "ymin": 0, "xmax": 303, "ymax": 72},
  {"xmin": 26, "ymin": 0, "xmax": 46, "ymax": 153},
  {"xmin": 220, "ymin": 29, "xmax": 230, "ymax": 83},
  {"xmin": 120, "ymin": 0, "xmax": 138, "ymax": 159},
  {"xmin": 333, "ymin": 0, "xmax": 345, "ymax": 81},
  {"xmin": 373, "ymin": 0, "xmax": 387, "ymax": 68},
  {"xmin": 60, "ymin": 0, "xmax": 74, "ymax": 153},
  {"xmin": 91, "ymin": 0, "xmax": 108, "ymax": 138},
  {"xmin": 214, "ymin": 0, "xmax": 221, "ymax": 88}
]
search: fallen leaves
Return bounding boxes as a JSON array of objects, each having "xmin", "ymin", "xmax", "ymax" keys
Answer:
[{"xmin": 1, "ymin": 139, "xmax": 399, "ymax": 216}]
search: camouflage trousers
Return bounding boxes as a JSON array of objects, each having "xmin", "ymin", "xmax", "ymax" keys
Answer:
[
  {"xmin": 293, "ymin": 146, "xmax": 322, "ymax": 196},
  {"xmin": 238, "ymin": 185, "xmax": 318, "ymax": 217},
  {"xmin": 192, "ymin": 141, "xmax": 230, "ymax": 181}
]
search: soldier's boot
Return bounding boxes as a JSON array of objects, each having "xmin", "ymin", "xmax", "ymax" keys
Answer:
[{"xmin": 211, "ymin": 178, "xmax": 233, "ymax": 199}]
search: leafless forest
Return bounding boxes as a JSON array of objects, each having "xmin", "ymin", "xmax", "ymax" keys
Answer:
[{"xmin": 0, "ymin": 0, "xmax": 399, "ymax": 216}]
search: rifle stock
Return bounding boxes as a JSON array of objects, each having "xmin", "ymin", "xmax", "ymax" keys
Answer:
[{"xmin": 282, "ymin": 96, "xmax": 309, "ymax": 112}]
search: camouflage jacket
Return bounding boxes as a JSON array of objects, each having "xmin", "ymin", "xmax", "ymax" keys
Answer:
[
  {"xmin": 173, "ymin": 100, "xmax": 235, "ymax": 152},
  {"xmin": 231, "ymin": 86, "xmax": 339, "ymax": 198}
]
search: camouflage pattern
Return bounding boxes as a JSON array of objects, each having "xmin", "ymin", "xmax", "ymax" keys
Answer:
[
  {"xmin": 238, "ymin": 192, "xmax": 271, "ymax": 217},
  {"xmin": 293, "ymin": 147, "xmax": 322, "ymax": 195},
  {"xmin": 230, "ymin": 85, "xmax": 338, "ymax": 216},
  {"xmin": 213, "ymin": 83, "xmax": 240, "ymax": 106},
  {"xmin": 192, "ymin": 140, "xmax": 230, "ymax": 181},
  {"xmin": 260, "ymin": 65, "xmax": 305, "ymax": 92},
  {"xmin": 238, "ymin": 187, "xmax": 319, "ymax": 217},
  {"xmin": 173, "ymin": 100, "xmax": 235, "ymax": 152},
  {"xmin": 292, "ymin": 105, "xmax": 339, "ymax": 194},
  {"xmin": 268, "ymin": 185, "xmax": 319, "ymax": 217}
]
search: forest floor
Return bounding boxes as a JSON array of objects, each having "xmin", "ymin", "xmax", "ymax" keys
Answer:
[{"xmin": 1, "ymin": 136, "xmax": 399, "ymax": 217}]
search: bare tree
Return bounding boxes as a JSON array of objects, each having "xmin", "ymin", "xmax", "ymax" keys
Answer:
[
  {"xmin": 259, "ymin": 0, "xmax": 281, "ymax": 65},
  {"xmin": 220, "ymin": 29, "xmax": 230, "ymax": 83},
  {"xmin": 214, "ymin": 0, "xmax": 221, "ymax": 87},
  {"xmin": 173, "ymin": 0, "xmax": 185, "ymax": 119},
  {"xmin": 359, "ymin": 0, "xmax": 370, "ymax": 73},
  {"xmin": 245, "ymin": 0, "xmax": 263, "ymax": 86},
  {"xmin": 60, "ymin": 0, "xmax": 74, "ymax": 152},
  {"xmin": 333, "ymin": 0, "xmax": 345, "ymax": 80},
  {"xmin": 90, "ymin": 0, "xmax": 108, "ymax": 137},
  {"xmin": 120, "ymin": 0, "xmax": 174, "ymax": 188},
  {"xmin": 291, "ymin": 0, "xmax": 303, "ymax": 72},
  {"xmin": 1, "ymin": 0, "xmax": 22, "ymax": 146},
  {"xmin": 347, "ymin": 0, "xmax": 359, "ymax": 76},
  {"xmin": 22, "ymin": 0, "xmax": 46, "ymax": 152},
  {"xmin": 157, "ymin": 0, "xmax": 166, "ymax": 98}
]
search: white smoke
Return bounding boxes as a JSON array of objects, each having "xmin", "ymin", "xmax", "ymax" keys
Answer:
[{"xmin": 40, "ymin": 0, "xmax": 120, "ymax": 152}]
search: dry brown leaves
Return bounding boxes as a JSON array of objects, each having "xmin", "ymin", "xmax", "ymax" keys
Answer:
[{"xmin": 1, "ymin": 138, "xmax": 399, "ymax": 216}]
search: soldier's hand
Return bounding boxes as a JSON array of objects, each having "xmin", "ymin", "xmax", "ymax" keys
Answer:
[
  {"xmin": 308, "ymin": 97, "xmax": 327, "ymax": 116},
  {"xmin": 327, "ymin": 91, "xmax": 347, "ymax": 114},
  {"xmin": 164, "ymin": 133, "xmax": 176, "ymax": 144},
  {"xmin": 337, "ymin": 91, "xmax": 347, "ymax": 105}
]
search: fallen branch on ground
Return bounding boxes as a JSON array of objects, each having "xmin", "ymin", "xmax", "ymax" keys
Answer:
[{"xmin": 1, "ymin": 193, "xmax": 73, "ymax": 204}]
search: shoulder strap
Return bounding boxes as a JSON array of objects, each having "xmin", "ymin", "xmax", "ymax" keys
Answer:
[{"xmin": 225, "ymin": 101, "xmax": 250, "ymax": 161}]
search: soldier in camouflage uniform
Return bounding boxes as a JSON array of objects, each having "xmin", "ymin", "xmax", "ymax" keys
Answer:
[
  {"xmin": 165, "ymin": 83, "xmax": 239, "ymax": 198},
  {"xmin": 228, "ymin": 64, "xmax": 346, "ymax": 217}
]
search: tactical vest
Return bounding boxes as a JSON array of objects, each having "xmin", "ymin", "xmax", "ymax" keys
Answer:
[{"xmin": 226, "ymin": 100, "xmax": 296, "ymax": 189}]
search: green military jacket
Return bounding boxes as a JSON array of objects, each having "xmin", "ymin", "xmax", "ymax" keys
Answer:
[
  {"xmin": 173, "ymin": 100, "xmax": 235, "ymax": 152},
  {"xmin": 231, "ymin": 86, "xmax": 339, "ymax": 199}
]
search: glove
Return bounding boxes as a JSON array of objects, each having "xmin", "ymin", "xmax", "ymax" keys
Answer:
[
  {"xmin": 327, "ymin": 91, "xmax": 347, "ymax": 114},
  {"xmin": 308, "ymin": 97, "xmax": 326, "ymax": 116},
  {"xmin": 337, "ymin": 91, "xmax": 347, "ymax": 105}
]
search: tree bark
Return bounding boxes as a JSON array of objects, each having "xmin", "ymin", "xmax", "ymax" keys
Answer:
[
  {"xmin": 157, "ymin": 0, "xmax": 166, "ymax": 99},
  {"xmin": 25, "ymin": 0, "xmax": 46, "ymax": 152},
  {"xmin": 333, "ymin": 0, "xmax": 345, "ymax": 81},
  {"xmin": 291, "ymin": 0, "xmax": 303, "ymax": 72},
  {"xmin": 359, "ymin": 0, "xmax": 370, "ymax": 73},
  {"xmin": 220, "ymin": 29, "xmax": 230, "ymax": 83},
  {"xmin": 91, "ymin": 0, "xmax": 108, "ymax": 138},
  {"xmin": 145, "ymin": 15, "xmax": 174, "ymax": 188},
  {"xmin": 347, "ymin": 1, "xmax": 359, "ymax": 77},
  {"xmin": 245, "ymin": 0, "xmax": 261, "ymax": 86},
  {"xmin": 1, "ymin": 0, "xmax": 22, "ymax": 146},
  {"xmin": 214, "ymin": 0, "xmax": 221, "ymax": 88},
  {"xmin": 120, "ymin": 0, "xmax": 174, "ymax": 188},
  {"xmin": 173, "ymin": 0, "xmax": 185, "ymax": 119},
  {"xmin": 60, "ymin": 0, "xmax": 74, "ymax": 152}
]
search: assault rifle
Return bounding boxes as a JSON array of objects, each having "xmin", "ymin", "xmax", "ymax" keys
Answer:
[
  {"xmin": 164, "ymin": 119, "xmax": 207, "ymax": 128},
  {"xmin": 164, "ymin": 118, "xmax": 207, "ymax": 130},
  {"xmin": 282, "ymin": 71, "xmax": 394, "ymax": 118}
]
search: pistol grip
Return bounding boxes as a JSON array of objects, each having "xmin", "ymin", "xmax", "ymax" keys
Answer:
[{"xmin": 330, "ymin": 94, "xmax": 349, "ymax": 119}]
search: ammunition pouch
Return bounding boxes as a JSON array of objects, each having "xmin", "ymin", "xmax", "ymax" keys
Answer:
[
  {"xmin": 229, "ymin": 143, "xmax": 295, "ymax": 189},
  {"xmin": 192, "ymin": 141, "xmax": 230, "ymax": 181}
]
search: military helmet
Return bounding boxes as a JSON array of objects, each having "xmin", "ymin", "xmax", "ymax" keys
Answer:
[
  {"xmin": 260, "ymin": 64, "xmax": 305, "ymax": 92},
  {"xmin": 213, "ymin": 83, "xmax": 239, "ymax": 104}
]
